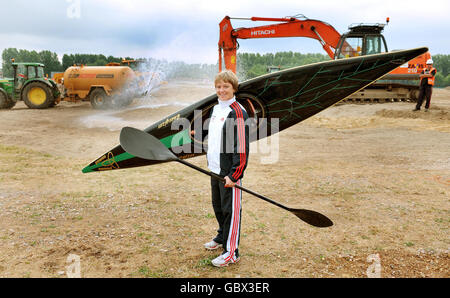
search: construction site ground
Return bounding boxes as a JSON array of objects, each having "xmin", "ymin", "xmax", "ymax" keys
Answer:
[{"xmin": 0, "ymin": 80, "xmax": 448, "ymax": 278}]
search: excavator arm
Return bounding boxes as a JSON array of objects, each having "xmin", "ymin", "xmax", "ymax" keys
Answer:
[{"xmin": 218, "ymin": 16, "xmax": 343, "ymax": 72}]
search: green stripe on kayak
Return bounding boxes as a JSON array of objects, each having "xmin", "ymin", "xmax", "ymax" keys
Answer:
[
  {"xmin": 159, "ymin": 129, "xmax": 191, "ymax": 148},
  {"xmin": 81, "ymin": 151, "xmax": 134, "ymax": 173},
  {"xmin": 82, "ymin": 130, "xmax": 191, "ymax": 173}
]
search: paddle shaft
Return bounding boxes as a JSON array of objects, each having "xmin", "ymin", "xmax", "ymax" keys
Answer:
[
  {"xmin": 118, "ymin": 126, "xmax": 333, "ymax": 227},
  {"xmin": 176, "ymin": 158, "xmax": 290, "ymax": 212}
]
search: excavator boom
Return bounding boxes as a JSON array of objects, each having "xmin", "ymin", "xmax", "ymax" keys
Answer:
[{"xmin": 219, "ymin": 16, "xmax": 342, "ymax": 72}]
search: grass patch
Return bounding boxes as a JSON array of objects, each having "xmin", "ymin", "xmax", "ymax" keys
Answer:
[
  {"xmin": 405, "ymin": 241, "xmax": 415, "ymax": 247},
  {"xmin": 196, "ymin": 255, "xmax": 216, "ymax": 268},
  {"xmin": 131, "ymin": 266, "xmax": 172, "ymax": 278}
]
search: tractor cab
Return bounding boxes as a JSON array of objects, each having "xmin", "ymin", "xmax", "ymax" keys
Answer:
[
  {"xmin": 12, "ymin": 62, "xmax": 46, "ymax": 90},
  {"xmin": 335, "ymin": 23, "xmax": 388, "ymax": 59}
]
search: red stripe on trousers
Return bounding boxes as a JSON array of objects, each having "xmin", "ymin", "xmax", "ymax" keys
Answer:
[{"xmin": 226, "ymin": 180, "xmax": 241, "ymax": 262}]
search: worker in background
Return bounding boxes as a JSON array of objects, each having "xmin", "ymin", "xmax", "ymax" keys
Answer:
[{"xmin": 414, "ymin": 59, "xmax": 437, "ymax": 111}]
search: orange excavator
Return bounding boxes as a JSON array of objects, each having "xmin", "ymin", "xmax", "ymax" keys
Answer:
[{"xmin": 218, "ymin": 15, "xmax": 432, "ymax": 102}]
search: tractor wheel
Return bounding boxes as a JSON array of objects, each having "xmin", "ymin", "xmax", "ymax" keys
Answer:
[
  {"xmin": 0, "ymin": 90, "xmax": 16, "ymax": 109},
  {"xmin": 89, "ymin": 88, "xmax": 111, "ymax": 110},
  {"xmin": 22, "ymin": 82, "xmax": 55, "ymax": 109}
]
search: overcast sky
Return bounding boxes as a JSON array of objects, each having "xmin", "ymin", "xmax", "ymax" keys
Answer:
[{"xmin": 0, "ymin": 0, "xmax": 449, "ymax": 64}]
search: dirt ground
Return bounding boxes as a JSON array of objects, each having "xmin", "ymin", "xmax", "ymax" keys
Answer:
[{"xmin": 0, "ymin": 80, "xmax": 448, "ymax": 278}]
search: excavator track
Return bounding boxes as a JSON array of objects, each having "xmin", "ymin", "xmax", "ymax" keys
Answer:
[
  {"xmin": 341, "ymin": 98, "xmax": 414, "ymax": 104},
  {"xmin": 340, "ymin": 77, "xmax": 420, "ymax": 104}
]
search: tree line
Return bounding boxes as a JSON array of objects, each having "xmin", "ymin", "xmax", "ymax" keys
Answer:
[
  {"xmin": 431, "ymin": 54, "xmax": 450, "ymax": 87},
  {"xmin": 1, "ymin": 48, "xmax": 133, "ymax": 77},
  {"xmin": 1, "ymin": 48, "xmax": 64, "ymax": 78},
  {"xmin": 0, "ymin": 48, "xmax": 216, "ymax": 80},
  {"xmin": 2, "ymin": 48, "xmax": 450, "ymax": 87},
  {"xmin": 61, "ymin": 54, "xmax": 138, "ymax": 70},
  {"xmin": 237, "ymin": 51, "xmax": 329, "ymax": 79}
]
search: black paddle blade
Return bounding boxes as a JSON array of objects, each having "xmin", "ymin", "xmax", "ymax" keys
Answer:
[
  {"xmin": 120, "ymin": 127, "xmax": 178, "ymax": 161},
  {"xmin": 290, "ymin": 208, "xmax": 333, "ymax": 228}
]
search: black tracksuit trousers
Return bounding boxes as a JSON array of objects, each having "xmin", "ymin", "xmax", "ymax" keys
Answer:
[{"xmin": 211, "ymin": 177, "xmax": 242, "ymax": 258}]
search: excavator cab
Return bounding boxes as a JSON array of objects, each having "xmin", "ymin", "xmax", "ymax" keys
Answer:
[{"xmin": 335, "ymin": 24, "xmax": 388, "ymax": 59}]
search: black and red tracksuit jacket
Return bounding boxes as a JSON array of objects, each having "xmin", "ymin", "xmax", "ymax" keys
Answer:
[{"xmin": 207, "ymin": 99, "xmax": 250, "ymax": 182}]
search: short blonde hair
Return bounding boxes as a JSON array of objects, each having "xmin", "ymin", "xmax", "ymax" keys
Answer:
[{"xmin": 215, "ymin": 70, "xmax": 239, "ymax": 91}]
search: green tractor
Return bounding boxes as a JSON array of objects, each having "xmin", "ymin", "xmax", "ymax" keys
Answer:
[{"xmin": 0, "ymin": 61, "xmax": 60, "ymax": 109}]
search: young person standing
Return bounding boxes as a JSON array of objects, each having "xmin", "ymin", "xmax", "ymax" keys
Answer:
[{"xmin": 204, "ymin": 70, "xmax": 249, "ymax": 267}]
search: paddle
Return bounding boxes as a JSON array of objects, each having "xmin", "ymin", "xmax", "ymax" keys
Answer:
[{"xmin": 119, "ymin": 126, "xmax": 333, "ymax": 228}]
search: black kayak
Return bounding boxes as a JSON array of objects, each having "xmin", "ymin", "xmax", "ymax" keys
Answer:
[{"xmin": 82, "ymin": 47, "xmax": 428, "ymax": 173}]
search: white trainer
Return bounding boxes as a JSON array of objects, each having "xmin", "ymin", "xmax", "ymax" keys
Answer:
[
  {"xmin": 211, "ymin": 253, "xmax": 240, "ymax": 267},
  {"xmin": 204, "ymin": 240, "xmax": 222, "ymax": 251}
]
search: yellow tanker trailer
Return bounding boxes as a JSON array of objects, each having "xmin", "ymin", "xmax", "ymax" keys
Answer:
[{"xmin": 61, "ymin": 65, "xmax": 139, "ymax": 109}]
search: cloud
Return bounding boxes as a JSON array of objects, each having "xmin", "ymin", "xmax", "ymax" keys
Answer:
[{"xmin": 0, "ymin": 0, "xmax": 449, "ymax": 65}]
